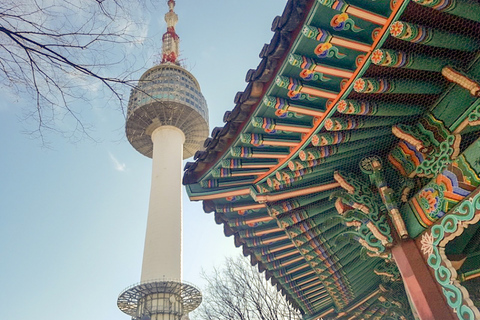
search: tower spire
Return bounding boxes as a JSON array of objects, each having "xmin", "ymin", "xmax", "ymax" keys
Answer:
[{"xmin": 162, "ymin": 0, "xmax": 180, "ymax": 64}]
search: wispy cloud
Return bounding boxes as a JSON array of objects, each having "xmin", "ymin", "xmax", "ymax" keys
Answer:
[{"xmin": 109, "ymin": 152, "xmax": 126, "ymax": 172}]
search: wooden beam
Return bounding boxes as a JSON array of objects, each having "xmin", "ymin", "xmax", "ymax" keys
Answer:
[{"xmin": 392, "ymin": 240, "xmax": 456, "ymax": 320}]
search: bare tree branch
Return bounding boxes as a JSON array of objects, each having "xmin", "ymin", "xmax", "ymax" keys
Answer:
[
  {"xmin": 191, "ymin": 256, "xmax": 302, "ymax": 320},
  {"xmin": 0, "ymin": 0, "xmax": 155, "ymax": 142}
]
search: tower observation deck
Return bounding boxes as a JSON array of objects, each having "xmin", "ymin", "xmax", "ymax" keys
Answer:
[
  {"xmin": 118, "ymin": 1, "xmax": 207, "ymax": 319},
  {"xmin": 125, "ymin": 63, "xmax": 209, "ymax": 159}
]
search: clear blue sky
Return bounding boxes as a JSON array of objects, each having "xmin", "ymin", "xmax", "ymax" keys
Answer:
[{"xmin": 0, "ymin": 1, "xmax": 287, "ymax": 319}]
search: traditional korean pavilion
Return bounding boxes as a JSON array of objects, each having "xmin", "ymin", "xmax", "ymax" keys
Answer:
[{"xmin": 183, "ymin": 0, "xmax": 480, "ymax": 319}]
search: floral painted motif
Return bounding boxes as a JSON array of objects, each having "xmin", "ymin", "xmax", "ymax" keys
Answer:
[
  {"xmin": 274, "ymin": 109, "xmax": 288, "ymax": 118},
  {"xmin": 354, "ymin": 78, "xmax": 393, "ymax": 93},
  {"xmin": 330, "ymin": 13, "xmax": 363, "ymax": 33},
  {"xmin": 422, "ymin": 189, "xmax": 480, "ymax": 320},
  {"xmin": 409, "ymin": 154, "xmax": 479, "ymax": 229},
  {"xmin": 299, "ymin": 69, "xmax": 331, "ymax": 82},
  {"xmin": 314, "ymin": 42, "xmax": 346, "ymax": 59},
  {"xmin": 353, "ymin": 78, "xmax": 366, "ymax": 92},
  {"xmin": 336, "ymin": 99, "xmax": 378, "ymax": 115},
  {"xmin": 417, "ymin": 186, "xmax": 445, "ymax": 220},
  {"xmin": 299, "ymin": 146, "xmax": 338, "ymax": 161},
  {"xmin": 371, "ymin": 49, "xmax": 385, "ymax": 65},
  {"xmin": 420, "ymin": 231, "xmax": 434, "ymax": 256},
  {"xmin": 312, "ymin": 132, "xmax": 351, "ymax": 146},
  {"xmin": 325, "ymin": 118, "xmax": 363, "ymax": 131},
  {"xmin": 389, "ymin": 21, "xmax": 404, "ymax": 37},
  {"xmin": 371, "ymin": 49, "xmax": 411, "ymax": 68},
  {"xmin": 390, "ymin": 21, "xmax": 432, "ymax": 44}
]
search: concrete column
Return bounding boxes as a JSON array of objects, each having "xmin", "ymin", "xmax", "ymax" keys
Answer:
[{"xmin": 141, "ymin": 125, "xmax": 185, "ymax": 282}]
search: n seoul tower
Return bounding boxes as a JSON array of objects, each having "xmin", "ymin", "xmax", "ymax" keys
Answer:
[{"xmin": 117, "ymin": 1, "xmax": 208, "ymax": 319}]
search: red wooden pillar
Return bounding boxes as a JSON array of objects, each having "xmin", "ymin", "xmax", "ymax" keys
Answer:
[{"xmin": 392, "ymin": 240, "xmax": 456, "ymax": 320}]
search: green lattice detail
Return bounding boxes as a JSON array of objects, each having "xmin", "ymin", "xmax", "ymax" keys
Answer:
[
  {"xmin": 374, "ymin": 261, "xmax": 401, "ymax": 282},
  {"xmin": 399, "ymin": 177, "xmax": 416, "ymax": 202},
  {"xmin": 390, "ymin": 20, "xmax": 478, "ymax": 51},
  {"xmin": 390, "ymin": 114, "xmax": 461, "ymax": 178},
  {"xmin": 467, "ymin": 103, "xmax": 480, "ymax": 124},
  {"xmin": 331, "ymin": 171, "xmax": 394, "ymax": 255},
  {"xmin": 422, "ymin": 190, "xmax": 480, "ymax": 320},
  {"xmin": 378, "ymin": 283, "xmax": 415, "ymax": 319},
  {"xmin": 412, "ymin": 0, "xmax": 480, "ymax": 23},
  {"xmin": 275, "ymin": 76, "xmax": 297, "ymax": 90},
  {"xmin": 413, "ymin": 0, "xmax": 457, "ymax": 11},
  {"xmin": 394, "ymin": 123, "xmax": 433, "ymax": 153},
  {"xmin": 301, "ymin": 25, "xmax": 321, "ymax": 40},
  {"xmin": 416, "ymin": 134, "xmax": 460, "ymax": 177}
]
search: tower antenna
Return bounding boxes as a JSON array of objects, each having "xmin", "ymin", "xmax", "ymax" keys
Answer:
[{"xmin": 161, "ymin": 0, "xmax": 180, "ymax": 64}]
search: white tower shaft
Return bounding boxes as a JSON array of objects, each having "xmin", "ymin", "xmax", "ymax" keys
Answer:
[
  {"xmin": 141, "ymin": 126, "xmax": 185, "ymax": 282},
  {"xmin": 118, "ymin": 1, "xmax": 204, "ymax": 318}
]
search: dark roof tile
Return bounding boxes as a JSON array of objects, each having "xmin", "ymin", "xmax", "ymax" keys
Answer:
[{"xmin": 183, "ymin": 0, "xmax": 307, "ymax": 184}]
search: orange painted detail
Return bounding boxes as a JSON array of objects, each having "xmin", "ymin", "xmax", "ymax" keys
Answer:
[
  {"xmin": 269, "ymin": 242, "xmax": 296, "ymax": 253},
  {"xmin": 302, "ymin": 280, "xmax": 322, "ymax": 290},
  {"xmin": 288, "ymin": 106, "xmax": 324, "ymax": 117},
  {"xmin": 276, "ymin": 249, "xmax": 299, "ymax": 260},
  {"xmin": 231, "ymin": 171, "xmax": 268, "ymax": 177},
  {"xmin": 464, "ymin": 273, "xmax": 480, "ymax": 281},
  {"xmin": 254, "ymin": 0, "xmax": 407, "ymax": 184},
  {"xmin": 331, "ymin": 37, "xmax": 371, "ymax": 52},
  {"xmin": 241, "ymin": 164, "xmax": 276, "ymax": 169},
  {"xmin": 252, "ymin": 153, "xmax": 288, "ymax": 159},
  {"xmin": 346, "ymin": 7, "xmax": 387, "ymax": 25},
  {"xmin": 314, "ymin": 65, "xmax": 354, "ymax": 78},
  {"xmin": 443, "ymin": 191, "xmax": 467, "ymax": 202},
  {"xmin": 265, "ymin": 234, "xmax": 289, "ymax": 244},
  {"xmin": 262, "ymin": 140, "xmax": 299, "ymax": 147},
  {"xmin": 297, "ymin": 275, "xmax": 318, "ymax": 286},
  {"xmin": 288, "ymin": 263, "xmax": 309, "ymax": 274},
  {"xmin": 293, "ymin": 269, "xmax": 315, "ymax": 281},
  {"xmin": 344, "ymin": 289, "xmax": 380, "ymax": 313},
  {"xmin": 274, "ymin": 124, "xmax": 312, "ymax": 133},
  {"xmin": 189, "ymin": 188, "xmax": 251, "ymax": 201},
  {"xmin": 398, "ymin": 141, "xmax": 422, "ymax": 167},
  {"xmin": 316, "ymin": 307, "xmax": 335, "ymax": 318},
  {"xmin": 245, "ymin": 216, "xmax": 273, "ymax": 224},
  {"xmin": 300, "ymin": 86, "xmax": 338, "ymax": 99},
  {"xmin": 388, "ymin": 153, "xmax": 408, "ymax": 177},
  {"xmin": 411, "ymin": 198, "xmax": 435, "ymax": 227},
  {"xmin": 255, "ymin": 182, "xmax": 340, "ymax": 202},
  {"xmin": 309, "ymin": 291, "xmax": 330, "ymax": 301},
  {"xmin": 255, "ymin": 227, "xmax": 282, "ymax": 236},
  {"xmin": 233, "ymin": 203, "xmax": 266, "ymax": 211}
]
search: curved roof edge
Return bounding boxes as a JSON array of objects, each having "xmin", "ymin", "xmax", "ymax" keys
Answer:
[{"xmin": 183, "ymin": 0, "xmax": 311, "ymax": 185}]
